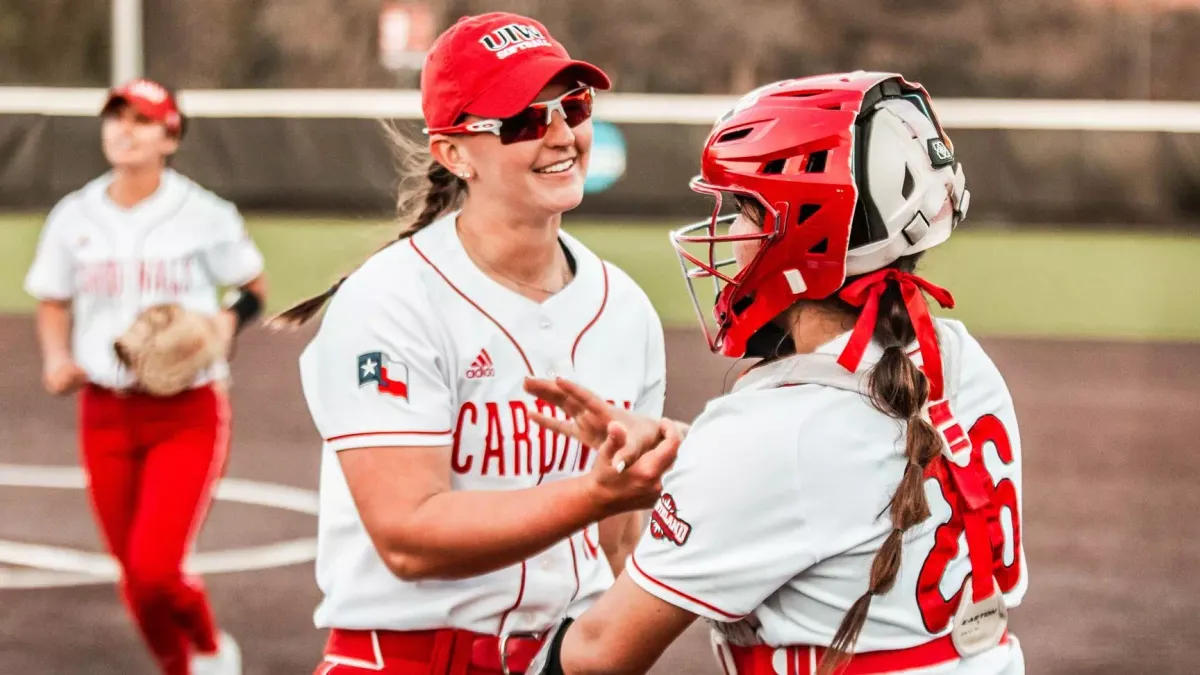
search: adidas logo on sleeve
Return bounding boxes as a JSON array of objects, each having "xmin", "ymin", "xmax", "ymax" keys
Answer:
[{"xmin": 466, "ymin": 349, "xmax": 495, "ymax": 379}]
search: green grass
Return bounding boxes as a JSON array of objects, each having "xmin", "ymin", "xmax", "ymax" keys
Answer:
[{"xmin": 4, "ymin": 213, "xmax": 1199, "ymax": 341}]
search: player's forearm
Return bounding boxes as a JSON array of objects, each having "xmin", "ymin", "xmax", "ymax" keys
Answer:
[
  {"xmin": 598, "ymin": 511, "xmax": 643, "ymax": 576},
  {"xmin": 379, "ymin": 476, "xmax": 611, "ymax": 581},
  {"xmin": 35, "ymin": 300, "xmax": 73, "ymax": 362}
]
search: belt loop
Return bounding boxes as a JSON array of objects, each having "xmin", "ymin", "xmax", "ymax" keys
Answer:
[
  {"xmin": 786, "ymin": 645, "xmax": 814, "ymax": 675},
  {"xmin": 441, "ymin": 629, "xmax": 475, "ymax": 675},
  {"xmin": 428, "ymin": 629, "xmax": 458, "ymax": 675}
]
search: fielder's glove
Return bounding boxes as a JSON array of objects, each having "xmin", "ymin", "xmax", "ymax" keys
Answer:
[{"xmin": 114, "ymin": 304, "xmax": 226, "ymax": 396}]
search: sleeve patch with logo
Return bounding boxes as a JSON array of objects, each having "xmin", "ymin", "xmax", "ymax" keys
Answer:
[
  {"xmin": 357, "ymin": 351, "xmax": 409, "ymax": 399},
  {"xmin": 649, "ymin": 493, "xmax": 692, "ymax": 546}
]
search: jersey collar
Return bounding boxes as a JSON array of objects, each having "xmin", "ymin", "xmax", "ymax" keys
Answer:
[
  {"xmin": 412, "ymin": 210, "xmax": 602, "ymax": 311},
  {"xmin": 84, "ymin": 168, "xmax": 190, "ymax": 229},
  {"xmin": 730, "ymin": 329, "xmax": 879, "ymax": 395}
]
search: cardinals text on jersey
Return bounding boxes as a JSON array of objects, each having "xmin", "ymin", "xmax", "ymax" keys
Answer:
[{"xmin": 298, "ymin": 212, "xmax": 668, "ymax": 634}]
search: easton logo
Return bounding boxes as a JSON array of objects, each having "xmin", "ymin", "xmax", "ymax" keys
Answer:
[
  {"xmin": 649, "ymin": 494, "xmax": 691, "ymax": 546},
  {"xmin": 478, "ymin": 23, "xmax": 552, "ymax": 59},
  {"xmin": 465, "ymin": 349, "xmax": 495, "ymax": 379}
]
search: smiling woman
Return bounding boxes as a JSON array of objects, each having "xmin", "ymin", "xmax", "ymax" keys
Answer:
[
  {"xmin": 21, "ymin": 77, "xmax": 268, "ymax": 675},
  {"xmin": 267, "ymin": 11, "xmax": 687, "ymax": 675}
]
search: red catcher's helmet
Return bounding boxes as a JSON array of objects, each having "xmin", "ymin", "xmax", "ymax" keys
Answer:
[{"xmin": 671, "ymin": 71, "xmax": 970, "ymax": 358}]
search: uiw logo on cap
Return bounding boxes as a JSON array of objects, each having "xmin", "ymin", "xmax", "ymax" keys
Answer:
[
  {"xmin": 478, "ymin": 23, "xmax": 551, "ymax": 59},
  {"xmin": 126, "ymin": 79, "xmax": 170, "ymax": 105}
]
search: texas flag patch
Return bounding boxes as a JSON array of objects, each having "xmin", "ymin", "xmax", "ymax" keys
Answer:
[{"xmin": 357, "ymin": 351, "xmax": 409, "ymax": 399}]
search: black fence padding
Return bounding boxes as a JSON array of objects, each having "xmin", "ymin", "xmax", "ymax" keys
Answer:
[{"xmin": 2, "ymin": 114, "xmax": 1198, "ymax": 227}]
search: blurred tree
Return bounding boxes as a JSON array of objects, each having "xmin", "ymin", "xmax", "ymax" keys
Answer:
[
  {"xmin": 256, "ymin": 0, "xmax": 393, "ymax": 87},
  {"xmin": 144, "ymin": 0, "xmax": 264, "ymax": 88},
  {"xmin": 453, "ymin": 0, "xmax": 802, "ymax": 94},
  {"xmin": 0, "ymin": 0, "xmax": 108, "ymax": 86},
  {"xmin": 1154, "ymin": 9, "xmax": 1200, "ymax": 99},
  {"xmin": 0, "ymin": 0, "xmax": 1198, "ymax": 99}
]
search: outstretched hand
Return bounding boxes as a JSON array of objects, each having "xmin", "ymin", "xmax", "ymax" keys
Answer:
[
  {"xmin": 584, "ymin": 417, "xmax": 681, "ymax": 513},
  {"xmin": 524, "ymin": 377, "xmax": 664, "ymax": 469},
  {"xmin": 524, "ymin": 376, "xmax": 679, "ymax": 512}
]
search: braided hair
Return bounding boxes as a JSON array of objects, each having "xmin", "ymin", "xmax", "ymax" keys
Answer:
[
  {"xmin": 270, "ymin": 125, "xmax": 465, "ymax": 327},
  {"xmin": 816, "ymin": 254, "xmax": 942, "ymax": 675}
]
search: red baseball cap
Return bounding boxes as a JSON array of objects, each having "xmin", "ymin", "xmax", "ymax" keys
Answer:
[
  {"xmin": 421, "ymin": 12, "xmax": 611, "ymax": 130},
  {"xmin": 101, "ymin": 78, "xmax": 185, "ymax": 137}
]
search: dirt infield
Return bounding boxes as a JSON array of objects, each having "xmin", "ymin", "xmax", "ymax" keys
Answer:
[{"xmin": 2, "ymin": 315, "xmax": 1198, "ymax": 675}]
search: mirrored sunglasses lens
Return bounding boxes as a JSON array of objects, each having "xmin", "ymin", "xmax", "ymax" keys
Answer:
[
  {"xmin": 500, "ymin": 108, "xmax": 549, "ymax": 144},
  {"xmin": 562, "ymin": 99, "xmax": 592, "ymax": 127}
]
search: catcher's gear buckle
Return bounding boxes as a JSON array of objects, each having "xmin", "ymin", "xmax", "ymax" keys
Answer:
[{"xmin": 951, "ymin": 574, "xmax": 1008, "ymax": 657}]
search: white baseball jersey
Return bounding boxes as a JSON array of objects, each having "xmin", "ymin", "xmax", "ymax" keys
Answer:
[
  {"xmin": 23, "ymin": 169, "xmax": 265, "ymax": 390},
  {"xmin": 298, "ymin": 212, "xmax": 666, "ymax": 635},
  {"xmin": 629, "ymin": 319, "xmax": 1027, "ymax": 674}
]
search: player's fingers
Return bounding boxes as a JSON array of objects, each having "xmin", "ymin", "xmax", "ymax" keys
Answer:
[
  {"xmin": 597, "ymin": 421, "xmax": 628, "ymax": 471},
  {"xmin": 528, "ymin": 412, "xmax": 576, "ymax": 439},
  {"xmin": 558, "ymin": 397, "xmax": 591, "ymax": 420},
  {"xmin": 556, "ymin": 377, "xmax": 614, "ymax": 418},
  {"xmin": 523, "ymin": 378, "xmax": 570, "ymax": 408},
  {"xmin": 609, "ymin": 423, "xmax": 661, "ymax": 473},
  {"xmin": 524, "ymin": 378, "xmax": 590, "ymax": 419},
  {"xmin": 660, "ymin": 417, "xmax": 682, "ymax": 444},
  {"xmin": 639, "ymin": 420, "xmax": 681, "ymax": 476},
  {"xmin": 610, "ymin": 443, "xmax": 638, "ymax": 476},
  {"xmin": 642, "ymin": 432, "xmax": 681, "ymax": 478}
]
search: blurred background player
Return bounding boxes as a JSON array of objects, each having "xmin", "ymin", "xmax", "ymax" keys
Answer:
[
  {"xmin": 271, "ymin": 12, "xmax": 678, "ymax": 675},
  {"xmin": 23, "ymin": 78, "xmax": 268, "ymax": 675},
  {"xmin": 523, "ymin": 72, "xmax": 1026, "ymax": 675}
]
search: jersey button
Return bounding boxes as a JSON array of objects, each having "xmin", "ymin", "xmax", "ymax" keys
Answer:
[
  {"xmin": 540, "ymin": 559, "xmax": 554, "ymax": 571},
  {"xmin": 539, "ymin": 318, "xmax": 552, "ymax": 330}
]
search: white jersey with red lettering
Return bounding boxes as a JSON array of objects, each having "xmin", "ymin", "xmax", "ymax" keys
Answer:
[
  {"xmin": 23, "ymin": 169, "xmax": 265, "ymax": 390},
  {"xmin": 298, "ymin": 212, "xmax": 666, "ymax": 635},
  {"xmin": 628, "ymin": 319, "xmax": 1027, "ymax": 674}
]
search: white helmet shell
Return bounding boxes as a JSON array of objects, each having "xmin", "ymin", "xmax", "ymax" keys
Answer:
[{"xmin": 845, "ymin": 97, "xmax": 970, "ymax": 276}]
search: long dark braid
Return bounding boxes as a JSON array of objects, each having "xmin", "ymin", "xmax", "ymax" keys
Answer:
[{"xmin": 816, "ymin": 254, "xmax": 942, "ymax": 675}]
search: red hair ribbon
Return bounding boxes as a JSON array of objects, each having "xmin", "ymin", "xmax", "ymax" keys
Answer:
[{"xmin": 835, "ymin": 269, "xmax": 956, "ymax": 401}]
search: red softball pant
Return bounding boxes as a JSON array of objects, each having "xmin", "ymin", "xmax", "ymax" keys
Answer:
[{"xmin": 79, "ymin": 383, "xmax": 230, "ymax": 675}]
